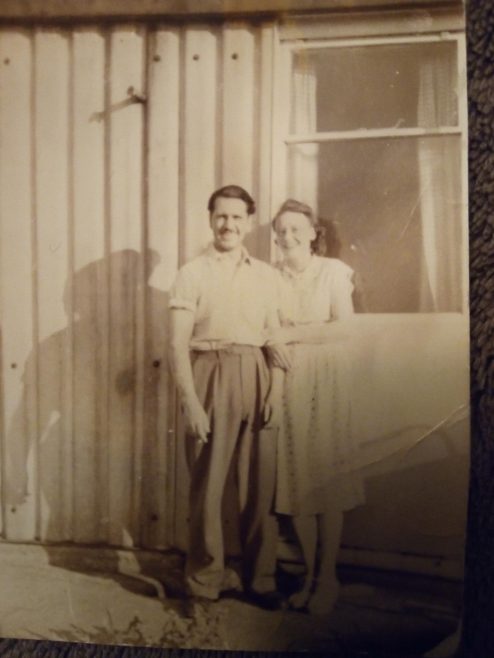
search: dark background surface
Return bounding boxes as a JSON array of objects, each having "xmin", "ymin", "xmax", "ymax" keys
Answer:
[
  {"xmin": 0, "ymin": 0, "xmax": 491, "ymax": 656},
  {"xmin": 460, "ymin": 1, "xmax": 494, "ymax": 657}
]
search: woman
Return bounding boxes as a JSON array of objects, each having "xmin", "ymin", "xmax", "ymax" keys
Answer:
[{"xmin": 268, "ymin": 199, "xmax": 364, "ymax": 615}]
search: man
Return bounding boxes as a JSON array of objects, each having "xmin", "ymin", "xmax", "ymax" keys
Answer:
[{"xmin": 169, "ymin": 185, "xmax": 284, "ymax": 608}]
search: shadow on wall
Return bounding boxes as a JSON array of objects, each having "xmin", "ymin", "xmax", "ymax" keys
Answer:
[
  {"xmin": 0, "ymin": 222, "xmax": 280, "ymax": 596},
  {"xmin": 3, "ymin": 249, "xmax": 175, "ymax": 587}
]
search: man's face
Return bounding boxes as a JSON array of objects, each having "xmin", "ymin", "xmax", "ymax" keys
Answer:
[{"xmin": 210, "ymin": 197, "xmax": 252, "ymax": 252}]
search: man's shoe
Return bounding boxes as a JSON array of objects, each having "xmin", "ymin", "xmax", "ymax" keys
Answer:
[
  {"xmin": 183, "ymin": 594, "xmax": 218, "ymax": 619},
  {"xmin": 247, "ymin": 589, "xmax": 285, "ymax": 611},
  {"xmin": 220, "ymin": 567, "xmax": 243, "ymax": 594}
]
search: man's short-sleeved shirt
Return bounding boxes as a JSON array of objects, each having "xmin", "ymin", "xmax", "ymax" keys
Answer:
[{"xmin": 169, "ymin": 245, "xmax": 280, "ymax": 349}]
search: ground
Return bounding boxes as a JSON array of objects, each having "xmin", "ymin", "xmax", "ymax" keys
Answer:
[{"xmin": 0, "ymin": 543, "xmax": 461, "ymax": 656}]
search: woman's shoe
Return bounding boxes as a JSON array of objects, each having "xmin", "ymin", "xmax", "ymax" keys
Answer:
[
  {"xmin": 288, "ymin": 587, "xmax": 311, "ymax": 611},
  {"xmin": 308, "ymin": 579, "xmax": 340, "ymax": 616}
]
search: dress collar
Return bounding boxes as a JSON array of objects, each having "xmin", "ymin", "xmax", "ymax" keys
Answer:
[{"xmin": 278, "ymin": 254, "xmax": 320, "ymax": 280}]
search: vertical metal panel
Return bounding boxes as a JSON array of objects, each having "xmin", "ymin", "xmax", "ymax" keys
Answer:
[
  {"xmin": 143, "ymin": 26, "xmax": 180, "ymax": 549},
  {"xmin": 182, "ymin": 27, "xmax": 218, "ymax": 262},
  {"xmin": 107, "ymin": 24, "xmax": 146, "ymax": 548},
  {"xmin": 34, "ymin": 29, "xmax": 72, "ymax": 542},
  {"xmin": 221, "ymin": 24, "xmax": 259, "ymax": 259},
  {"xmin": 271, "ymin": 33, "xmax": 291, "ymax": 230},
  {"xmin": 147, "ymin": 27, "xmax": 180, "ymax": 287},
  {"xmin": 71, "ymin": 28, "xmax": 106, "ymax": 543},
  {"xmin": 256, "ymin": 23, "xmax": 276, "ymax": 261},
  {"xmin": 221, "ymin": 24, "xmax": 256, "ymax": 190},
  {"xmin": 0, "ymin": 31, "xmax": 37, "ymax": 542}
]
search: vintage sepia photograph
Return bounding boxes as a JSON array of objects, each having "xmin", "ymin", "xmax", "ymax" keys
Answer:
[{"xmin": 0, "ymin": 0, "xmax": 469, "ymax": 655}]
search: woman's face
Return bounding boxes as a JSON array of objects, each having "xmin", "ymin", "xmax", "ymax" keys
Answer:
[{"xmin": 274, "ymin": 211, "xmax": 316, "ymax": 255}]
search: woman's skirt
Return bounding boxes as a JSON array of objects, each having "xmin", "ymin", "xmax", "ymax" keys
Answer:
[{"xmin": 275, "ymin": 343, "xmax": 365, "ymax": 516}]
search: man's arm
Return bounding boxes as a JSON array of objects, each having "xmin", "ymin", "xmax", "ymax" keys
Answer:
[
  {"xmin": 169, "ymin": 308, "xmax": 210, "ymax": 443},
  {"xmin": 261, "ymin": 273, "xmax": 290, "ymax": 425},
  {"xmin": 263, "ymin": 281, "xmax": 292, "ymax": 370},
  {"xmin": 263, "ymin": 365, "xmax": 284, "ymax": 428}
]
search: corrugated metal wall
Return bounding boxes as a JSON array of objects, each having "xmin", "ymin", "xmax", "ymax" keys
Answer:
[{"xmin": 0, "ymin": 21, "xmax": 275, "ymax": 549}]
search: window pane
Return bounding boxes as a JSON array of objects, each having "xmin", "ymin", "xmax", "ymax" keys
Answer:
[
  {"xmin": 290, "ymin": 42, "xmax": 458, "ymax": 133},
  {"xmin": 286, "ymin": 136, "xmax": 463, "ymax": 313}
]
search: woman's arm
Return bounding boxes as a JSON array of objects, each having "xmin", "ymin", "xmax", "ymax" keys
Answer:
[
  {"xmin": 266, "ymin": 319, "xmax": 354, "ymax": 345},
  {"xmin": 265, "ymin": 260, "xmax": 355, "ymax": 345},
  {"xmin": 269, "ymin": 262, "xmax": 355, "ymax": 345}
]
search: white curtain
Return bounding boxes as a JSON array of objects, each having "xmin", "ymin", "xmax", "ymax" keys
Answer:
[
  {"xmin": 288, "ymin": 58, "xmax": 319, "ymax": 213},
  {"xmin": 417, "ymin": 47, "xmax": 461, "ymax": 312}
]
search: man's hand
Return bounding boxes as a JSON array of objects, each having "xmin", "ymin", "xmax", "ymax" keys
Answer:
[
  {"xmin": 264, "ymin": 343, "xmax": 292, "ymax": 371},
  {"xmin": 183, "ymin": 397, "xmax": 211, "ymax": 444},
  {"xmin": 265, "ymin": 326, "xmax": 291, "ymax": 345},
  {"xmin": 262, "ymin": 389, "xmax": 281, "ymax": 429},
  {"xmin": 262, "ymin": 363, "xmax": 284, "ymax": 429}
]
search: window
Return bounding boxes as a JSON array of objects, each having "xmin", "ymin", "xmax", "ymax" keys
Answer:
[{"xmin": 276, "ymin": 33, "xmax": 467, "ymax": 313}]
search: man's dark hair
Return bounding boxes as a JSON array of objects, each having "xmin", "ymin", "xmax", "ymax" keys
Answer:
[{"xmin": 207, "ymin": 185, "xmax": 256, "ymax": 215}]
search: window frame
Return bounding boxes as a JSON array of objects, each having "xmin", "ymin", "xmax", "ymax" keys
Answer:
[{"xmin": 270, "ymin": 23, "xmax": 469, "ymax": 316}]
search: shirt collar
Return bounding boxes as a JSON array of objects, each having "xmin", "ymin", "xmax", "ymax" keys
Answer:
[{"xmin": 205, "ymin": 243, "xmax": 252, "ymax": 265}]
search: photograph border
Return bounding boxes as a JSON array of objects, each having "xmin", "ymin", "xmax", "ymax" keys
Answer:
[{"xmin": 0, "ymin": 0, "xmax": 490, "ymax": 656}]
